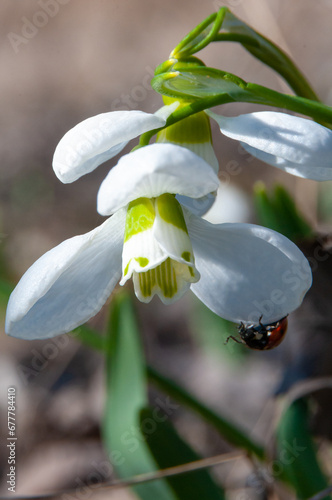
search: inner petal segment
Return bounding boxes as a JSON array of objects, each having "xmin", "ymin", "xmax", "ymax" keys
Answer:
[{"xmin": 121, "ymin": 195, "xmax": 199, "ymax": 304}]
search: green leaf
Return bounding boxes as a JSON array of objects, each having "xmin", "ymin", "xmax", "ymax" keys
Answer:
[
  {"xmin": 71, "ymin": 324, "xmax": 105, "ymax": 351},
  {"xmin": 276, "ymin": 399, "xmax": 331, "ymax": 499},
  {"xmin": 215, "ymin": 10, "xmax": 319, "ymax": 101},
  {"xmin": 190, "ymin": 296, "xmax": 246, "ymax": 362},
  {"xmin": 147, "ymin": 366, "xmax": 265, "ymax": 460},
  {"xmin": 171, "ymin": 8, "xmax": 227, "ymax": 60},
  {"xmin": 0, "ymin": 278, "xmax": 13, "ymax": 308},
  {"xmin": 140, "ymin": 407, "xmax": 225, "ymax": 500},
  {"xmin": 102, "ymin": 292, "xmax": 176, "ymax": 500},
  {"xmin": 254, "ymin": 183, "xmax": 314, "ymax": 241}
]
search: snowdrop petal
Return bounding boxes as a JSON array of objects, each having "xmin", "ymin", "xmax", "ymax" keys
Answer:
[
  {"xmin": 240, "ymin": 144, "xmax": 332, "ymax": 181},
  {"xmin": 203, "ymin": 183, "xmax": 250, "ymax": 224},
  {"xmin": 208, "ymin": 110, "xmax": 332, "ymax": 180},
  {"xmin": 186, "ymin": 213, "xmax": 312, "ymax": 324},
  {"xmin": 176, "ymin": 193, "xmax": 216, "ymax": 217},
  {"xmin": 53, "ymin": 111, "xmax": 167, "ymax": 183},
  {"xmin": 5, "ymin": 210, "xmax": 126, "ymax": 339},
  {"xmin": 97, "ymin": 143, "xmax": 219, "ymax": 215}
]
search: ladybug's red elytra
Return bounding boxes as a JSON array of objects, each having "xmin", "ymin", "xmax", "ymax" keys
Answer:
[{"xmin": 226, "ymin": 315, "xmax": 288, "ymax": 350}]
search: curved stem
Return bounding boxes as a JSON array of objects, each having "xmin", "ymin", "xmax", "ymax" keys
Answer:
[{"xmin": 138, "ymin": 94, "xmax": 236, "ymax": 147}]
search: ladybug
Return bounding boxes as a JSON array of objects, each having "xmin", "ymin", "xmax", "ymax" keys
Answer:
[{"xmin": 226, "ymin": 315, "xmax": 288, "ymax": 350}]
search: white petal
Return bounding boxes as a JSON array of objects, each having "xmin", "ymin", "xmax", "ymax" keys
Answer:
[
  {"xmin": 208, "ymin": 110, "xmax": 332, "ymax": 180},
  {"xmin": 97, "ymin": 143, "xmax": 219, "ymax": 215},
  {"xmin": 5, "ymin": 210, "xmax": 126, "ymax": 339},
  {"xmin": 132, "ymin": 259, "xmax": 193, "ymax": 305},
  {"xmin": 186, "ymin": 213, "xmax": 312, "ymax": 324},
  {"xmin": 53, "ymin": 111, "xmax": 167, "ymax": 183},
  {"xmin": 157, "ymin": 134, "xmax": 219, "ymax": 173},
  {"xmin": 153, "ymin": 195, "xmax": 199, "ymax": 279},
  {"xmin": 177, "ymin": 193, "xmax": 216, "ymax": 217},
  {"xmin": 121, "ymin": 227, "xmax": 167, "ymax": 283},
  {"xmin": 202, "ymin": 182, "xmax": 251, "ymax": 224},
  {"xmin": 239, "ymin": 144, "xmax": 332, "ymax": 181},
  {"xmin": 121, "ymin": 228, "xmax": 195, "ymax": 305}
]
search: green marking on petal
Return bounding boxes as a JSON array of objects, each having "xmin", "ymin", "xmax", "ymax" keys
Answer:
[
  {"xmin": 189, "ymin": 267, "xmax": 195, "ymax": 278},
  {"xmin": 124, "ymin": 197, "xmax": 155, "ymax": 242},
  {"xmin": 135, "ymin": 257, "xmax": 149, "ymax": 267},
  {"xmin": 124, "ymin": 261, "xmax": 130, "ymax": 276},
  {"xmin": 156, "ymin": 194, "xmax": 188, "ymax": 232},
  {"xmin": 137, "ymin": 258, "xmax": 178, "ymax": 300},
  {"xmin": 181, "ymin": 251, "xmax": 191, "ymax": 262}
]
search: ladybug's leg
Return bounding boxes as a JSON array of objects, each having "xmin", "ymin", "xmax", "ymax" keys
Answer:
[
  {"xmin": 225, "ymin": 335, "xmax": 242, "ymax": 345},
  {"xmin": 258, "ymin": 315, "xmax": 264, "ymax": 327}
]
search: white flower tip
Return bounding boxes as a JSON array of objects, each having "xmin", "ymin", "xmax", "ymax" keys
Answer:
[
  {"xmin": 52, "ymin": 159, "xmax": 77, "ymax": 183},
  {"xmin": 52, "ymin": 110, "xmax": 169, "ymax": 184}
]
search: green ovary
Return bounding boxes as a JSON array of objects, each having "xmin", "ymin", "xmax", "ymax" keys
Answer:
[{"xmin": 157, "ymin": 98, "xmax": 212, "ymax": 144}]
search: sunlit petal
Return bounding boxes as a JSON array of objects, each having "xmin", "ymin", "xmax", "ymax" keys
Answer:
[
  {"xmin": 208, "ymin": 110, "xmax": 332, "ymax": 180},
  {"xmin": 240, "ymin": 144, "xmax": 332, "ymax": 181},
  {"xmin": 6, "ymin": 210, "xmax": 126, "ymax": 339},
  {"xmin": 186, "ymin": 213, "xmax": 312, "ymax": 324},
  {"xmin": 53, "ymin": 111, "xmax": 167, "ymax": 183},
  {"xmin": 97, "ymin": 143, "xmax": 219, "ymax": 215}
]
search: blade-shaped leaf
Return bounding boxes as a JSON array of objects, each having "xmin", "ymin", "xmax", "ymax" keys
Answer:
[
  {"xmin": 103, "ymin": 292, "xmax": 176, "ymax": 500},
  {"xmin": 147, "ymin": 366, "xmax": 265, "ymax": 460},
  {"xmin": 0, "ymin": 279, "xmax": 13, "ymax": 309},
  {"xmin": 254, "ymin": 183, "xmax": 313, "ymax": 241},
  {"xmin": 140, "ymin": 407, "xmax": 225, "ymax": 500},
  {"xmin": 276, "ymin": 399, "xmax": 331, "ymax": 499},
  {"xmin": 72, "ymin": 324, "xmax": 105, "ymax": 351}
]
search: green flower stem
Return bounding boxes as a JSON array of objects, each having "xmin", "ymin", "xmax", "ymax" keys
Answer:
[
  {"xmin": 246, "ymin": 83, "xmax": 331, "ymax": 123},
  {"xmin": 171, "ymin": 8, "xmax": 227, "ymax": 59},
  {"xmin": 140, "ymin": 83, "xmax": 332, "ymax": 148},
  {"xmin": 138, "ymin": 94, "xmax": 236, "ymax": 147},
  {"xmin": 147, "ymin": 365, "xmax": 265, "ymax": 461},
  {"xmin": 214, "ymin": 33, "xmax": 319, "ymax": 102}
]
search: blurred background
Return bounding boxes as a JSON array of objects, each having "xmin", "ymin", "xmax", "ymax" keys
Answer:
[{"xmin": 1, "ymin": 0, "xmax": 332, "ymax": 498}]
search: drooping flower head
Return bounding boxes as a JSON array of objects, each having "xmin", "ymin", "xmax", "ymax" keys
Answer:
[{"xmin": 5, "ymin": 107, "xmax": 312, "ymax": 340}]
